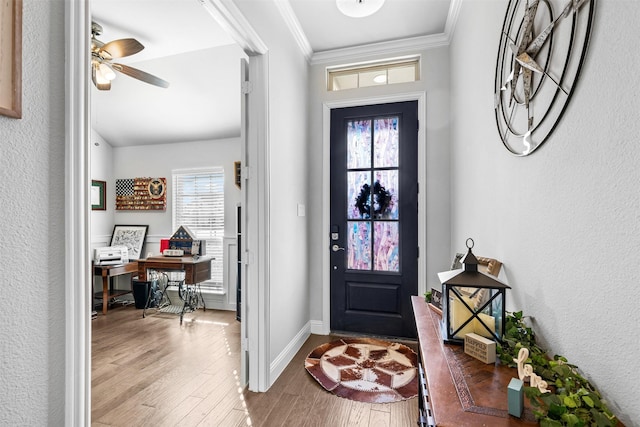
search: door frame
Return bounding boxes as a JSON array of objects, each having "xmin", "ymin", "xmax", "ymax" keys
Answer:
[
  {"xmin": 320, "ymin": 92, "xmax": 427, "ymax": 335},
  {"xmin": 64, "ymin": 1, "xmax": 270, "ymax": 424}
]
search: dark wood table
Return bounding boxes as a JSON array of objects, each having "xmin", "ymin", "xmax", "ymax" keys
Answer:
[
  {"xmin": 412, "ymin": 295, "xmax": 537, "ymax": 426},
  {"xmin": 93, "ymin": 261, "xmax": 139, "ymax": 315},
  {"xmin": 136, "ymin": 256, "xmax": 212, "ymax": 284}
]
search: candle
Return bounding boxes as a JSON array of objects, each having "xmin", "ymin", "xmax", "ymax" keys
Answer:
[
  {"xmin": 475, "ymin": 312, "xmax": 496, "ymax": 338},
  {"xmin": 451, "ymin": 296, "xmax": 476, "ymax": 338}
]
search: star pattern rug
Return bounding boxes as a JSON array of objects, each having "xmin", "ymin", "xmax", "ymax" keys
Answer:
[{"xmin": 304, "ymin": 337, "xmax": 419, "ymax": 404}]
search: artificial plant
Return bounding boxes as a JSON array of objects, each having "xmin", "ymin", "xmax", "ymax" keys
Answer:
[{"xmin": 497, "ymin": 311, "xmax": 618, "ymax": 427}]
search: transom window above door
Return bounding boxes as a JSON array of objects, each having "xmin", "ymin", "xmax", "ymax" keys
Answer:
[{"xmin": 327, "ymin": 57, "xmax": 420, "ymax": 91}]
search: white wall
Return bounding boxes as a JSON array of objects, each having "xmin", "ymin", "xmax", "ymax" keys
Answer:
[
  {"xmin": 307, "ymin": 46, "xmax": 452, "ymax": 328},
  {"xmin": 110, "ymin": 138, "xmax": 241, "ymax": 249},
  {"xmin": 233, "ymin": 0, "xmax": 311, "ymax": 385},
  {"xmin": 0, "ymin": 1, "xmax": 65, "ymax": 425},
  {"xmin": 92, "ymin": 137, "xmax": 242, "ymax": 310},
  {"xmin": 450, "ymin": 1, "xmax": 640, "ymax": 425},
  {"xmin": 90, "ymin": 130, "xmax": 114, "ymax": 243}
]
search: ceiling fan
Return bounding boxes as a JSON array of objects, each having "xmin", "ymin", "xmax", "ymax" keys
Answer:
[{"xmin": 91, "ymin": 22, "xmax": 170, "ymax": 91}]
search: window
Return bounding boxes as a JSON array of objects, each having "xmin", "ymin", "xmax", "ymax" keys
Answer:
[
  {"xmin": 327, "ymin": 57, "xmax": 420, "ymax": 91},
  {"xmin": 173, "ymin": 167, "xmax": 224, "ymax": 292}
]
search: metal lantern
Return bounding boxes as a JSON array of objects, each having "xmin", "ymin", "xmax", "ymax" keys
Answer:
[{"xmin": 438, "ymin": 239, "xmax": 510, "ymax": 345}]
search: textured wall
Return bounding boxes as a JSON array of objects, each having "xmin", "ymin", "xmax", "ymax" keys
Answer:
[
  {"xmin": 450, "ymin": 1, "xmax": 640, "ymax": 425},
  {"xmin": 0, "ymin": 0, "xmax": 66, "ymax": 425}
]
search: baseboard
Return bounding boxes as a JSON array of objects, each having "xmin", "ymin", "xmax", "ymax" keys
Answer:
[
  {"xmin": 310, "ymin": 319, "xmax": 329, "ymax": 335},
  {"xmin": 269, "ymin": 321, "xmax": 311, "ymax": 387}
]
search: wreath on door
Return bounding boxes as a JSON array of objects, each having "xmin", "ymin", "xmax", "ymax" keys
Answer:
[{"xmin": 355, "ymin": 180, "xmax": 392, "ymax": 219}]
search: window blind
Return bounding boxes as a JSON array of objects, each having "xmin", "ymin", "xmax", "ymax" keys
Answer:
[{"xmin": 173, "ymin": 168, "xmax": 224, "ymax": 291}]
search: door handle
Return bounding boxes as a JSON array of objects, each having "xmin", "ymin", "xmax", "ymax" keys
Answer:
[{"xmin": 332, "ymin": 244, "xmax": 345, "ymax": 252}]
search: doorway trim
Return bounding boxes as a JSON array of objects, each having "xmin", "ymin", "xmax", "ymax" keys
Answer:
[
  {"xmin": 64, "ymin": 0, "xmax": 269, "ymax": 424},
  {"xmin": 320, "ymin": 92, "xmax": 427, "ymax": 335}
]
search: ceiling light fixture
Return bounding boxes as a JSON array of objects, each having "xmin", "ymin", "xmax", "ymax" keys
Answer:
[
  {"xmin": 373, "ymin": 73, "xmax": 387, "ymax": 84},
  {"xmin": 336, "ymin": 0, "xmax": 385, "ymax": 18}
]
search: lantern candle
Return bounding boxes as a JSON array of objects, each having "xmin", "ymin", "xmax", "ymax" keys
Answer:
[
  {"xmin": 438, "ymin": 238, "xmax": 510, "ymax": 345},
  {"xmin": 451, "ymin": 296, "xmax": 476, "ymax": 338},
  {"xmin": 475, "ymin": 312, "xmax": 496, "ymax": 338}
]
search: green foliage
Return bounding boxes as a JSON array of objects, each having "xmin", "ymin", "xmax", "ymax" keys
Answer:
[
  {"xmin": 424, "ymin": 291, "xmax": 432, "ymax": 303},
  {"xmin": 497, "ymin": 312, "xmax": 618, "ymax": 427}
]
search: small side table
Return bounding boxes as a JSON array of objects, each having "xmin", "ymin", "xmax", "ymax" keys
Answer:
[{"xmin": 93, "ymin": 261, "xmax": 139, "ymax": 315}]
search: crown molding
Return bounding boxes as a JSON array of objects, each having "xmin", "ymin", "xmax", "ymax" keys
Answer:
[
  {"xmin": 310, "ymin": 33, "xmax": 450, "ymax": 65},
  {"xmin": 274, "ymin": 0, "xmax": 313, "ymax": 61},
  {"xmin": 444, "ymin": 0, "xmax": 462, "ymax": 44},
  {"xmin": 276, "ymin": 0, "xmax": 462, "ymax": 66},
  {"xmin": 199, "ymin": 0, "xmax": 267, "ymax": 55}
]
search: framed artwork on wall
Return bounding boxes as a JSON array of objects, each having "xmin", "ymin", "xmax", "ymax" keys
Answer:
[
  {"xmin": 91, "ymin": 180, "xmax": 106, "ymax": 210},
  {"xmin": 110, "ymin": 225, "xmax": 148, "ymax": 260},
  {"xmin": 0, "ymin": 0, "xmax": 22, "ymax": 119},
  {"xmin": 115, "ymin": 177, "xmax": 167, "ymax": 210},
  {"xmin": 234, "ymin": 161, "xmax": 241, "ymax": 189}
]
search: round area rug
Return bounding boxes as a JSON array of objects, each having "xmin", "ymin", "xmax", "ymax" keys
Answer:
[{"xmin": 304, "ymin": 337, "xmax": 419, "ymax": 404}]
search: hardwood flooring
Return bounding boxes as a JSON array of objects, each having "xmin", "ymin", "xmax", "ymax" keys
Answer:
[{"xmin": 92, "ymin": 305, "xmax": 418, "ymax": 426}]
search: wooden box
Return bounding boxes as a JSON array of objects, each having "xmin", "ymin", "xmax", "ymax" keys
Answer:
[{"xmin": 464, "ymin": 333, "xmax": 496, "ymax": 364}]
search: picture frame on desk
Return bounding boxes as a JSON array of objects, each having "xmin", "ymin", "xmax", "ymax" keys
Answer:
[
  {"xmin": 0, "ymin": 0, "xmax": 22, "ymax": 119},
  {"xmin": 91, "ymin": 180, "xmax": 106, "ymax": 210},
  {"xmin": 110, "ymin": 225, "xmax": 148, "ymax": 260}
]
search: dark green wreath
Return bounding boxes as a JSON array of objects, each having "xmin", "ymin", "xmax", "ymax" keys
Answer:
[{"xmin": 355, "ymin": 180, "xmax": 392, "ymax": 219}]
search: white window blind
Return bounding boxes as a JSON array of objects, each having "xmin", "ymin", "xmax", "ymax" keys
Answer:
[{"xmin": 173, "ymin": 167, "xmax": 224, "ymax": 291}]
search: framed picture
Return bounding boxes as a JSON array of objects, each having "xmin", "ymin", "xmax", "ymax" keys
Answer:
[
  {"xmin": 234, "ymin": 161, "xmax": 241, "ymax": 189},
  {"xmin": 0, "ymin": 0, "xmax": 22, "ymax": 119},
  {"xmin": 91, "ymin": 180, "xmax": 106, "ymax": 210},
  {"xmin": 110, "ymin": 225, "xmax": 148, "ymax": 260}
]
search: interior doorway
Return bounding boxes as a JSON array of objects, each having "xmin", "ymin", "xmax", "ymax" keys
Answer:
[{"xmin": 64, "ymin": 1, "xmax": 269, "ymax": 424}]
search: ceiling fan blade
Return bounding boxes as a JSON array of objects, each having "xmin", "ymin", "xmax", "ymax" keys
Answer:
[
  {"xmin": 99, "ymin": 38, "xmax": 144, "ymax": 59},
  {"xmin": 112, "ymin": 63, "xmax": 170, "ymax": 88}
]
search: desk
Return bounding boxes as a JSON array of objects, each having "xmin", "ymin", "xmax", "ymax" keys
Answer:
[
  {"xmin": 137, "ymin": 256, "xmax": 212, "ymax": 284},
  {"xmin": 93, "ymin": 262, "xmax": 139, "ymax": 315},
  {"xmin": 412, "ymin": 296, "xmax": 537, "ymax": 426}
]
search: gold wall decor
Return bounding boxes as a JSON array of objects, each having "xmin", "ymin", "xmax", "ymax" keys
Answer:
[{"xmin": 115, "ymin": 177, "xmax": 167, "ymax": 211}]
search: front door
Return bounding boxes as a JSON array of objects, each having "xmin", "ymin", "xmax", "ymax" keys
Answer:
[{"xmin": 330, "ymin": 101, "xmax": 419, "ymax": 339}]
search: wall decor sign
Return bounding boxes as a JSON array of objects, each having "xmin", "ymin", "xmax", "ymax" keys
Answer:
[
  {"xmin": 495, "ymin": 0, "xmax": 595, "ymax": 156},
  {"xmin": 115, "ymin": 177, "xmax": 167, "ymax": 211},
  {"xmin": 110, "ymin": 224, "xmax": 148, "ymax": 260},
  {"xmin": 0, "ymin": 0, "xmax": 22, "ymax": 119},
  {"xmin": 91, "ymin": 180, "xmax": 106, "ymax": 210}
]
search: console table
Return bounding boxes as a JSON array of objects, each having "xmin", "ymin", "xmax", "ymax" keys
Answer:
[
  {"xmin": 93, "ymin": 261, "xmax": 139, "ymax": 315},
  {"xmin": 136, "ymin": 255, "xmax": 212, "ymax": 284},
  {"xmin": 412, "ymin": 295, "xmax": 537, "ymax": 426}
]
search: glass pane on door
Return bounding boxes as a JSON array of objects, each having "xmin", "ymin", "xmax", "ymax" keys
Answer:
[
  {"xmin": 374, "ymin": 117, "xmax": 399, "ymax": 167},
  {"xmin": 348, "ymin": 171, "xmax": 371, "ymax": 219},
  {"xmin": 347, "ymin": 221, "xmax": 371, "ymax": 270},
  {"xmin": 372, "ymin": 170, "xmax": 398, "ymax": 219},
  {"xmin": 347, "ymin": 120, "xmax": 371, "ymax": 169},
  {"xmin": 374, "ymin": 222, "xmax": 399, "ymax": 272}
]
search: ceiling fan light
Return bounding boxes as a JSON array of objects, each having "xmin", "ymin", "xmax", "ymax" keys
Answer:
[
  {"xmin": 92, "ymin": 63, "xmax": 111, "ymax": 90},
  {"xmin": 336, "ymin": 0, "xmax": 385, "ymax": 18},
  {"xmin": 99, "ymin": 63, "xmax": 116, "ymax": 81},
  {"xmin": 93, "ymin": 65, "xmax": 108, "ymax": 85}
]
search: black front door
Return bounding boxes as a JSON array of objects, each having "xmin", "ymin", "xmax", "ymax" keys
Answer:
[{"xmin": 330, "ymin": 101, "xmax": 419, "ymax": 339}]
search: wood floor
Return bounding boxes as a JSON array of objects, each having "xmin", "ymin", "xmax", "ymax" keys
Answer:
[{"xmin": 92, "ymin": 305, "xmax": 418, "ymax": 426}]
